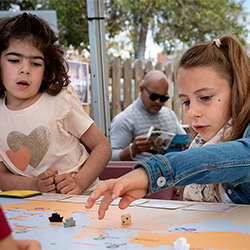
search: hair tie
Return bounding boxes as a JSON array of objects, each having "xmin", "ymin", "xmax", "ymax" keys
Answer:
[{"xmin": 213, "ymin": 38, "xmax": 221, "ymax": 48}]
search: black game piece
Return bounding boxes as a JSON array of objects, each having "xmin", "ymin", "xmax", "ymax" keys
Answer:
[{"xmin": 49, "ymin": 212, "xmax": 63, "ymax": 222}]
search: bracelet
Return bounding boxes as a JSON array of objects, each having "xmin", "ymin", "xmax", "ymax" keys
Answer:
[{"xmin": 129, "ymin": 143, "xmax": 136, "ymax": 160}]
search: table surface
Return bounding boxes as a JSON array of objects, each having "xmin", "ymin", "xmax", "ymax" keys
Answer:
[{"xmin": 1, "ymin": 193, "xmax": 250, "ymax": 250}]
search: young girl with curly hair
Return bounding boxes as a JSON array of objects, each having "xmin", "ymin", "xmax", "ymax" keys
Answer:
[{"xmin": 0, "ymin": 13, "xmax": 111, "ymax": 195}]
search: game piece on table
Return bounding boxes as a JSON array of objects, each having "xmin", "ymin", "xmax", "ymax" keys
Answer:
[
  {"xmin": 49, "ymin": 212, "xmax": 63, "ymax": 222},
  {"xmin": 121, "ymin": 214, "xmax": 131, "ymax": 225},
  {"xmin": 63, "ymin": 217, "xmax": 76, "ymax": 227},
  {"xmin": 173, "ymin": 237, "xmax": 190, "ymax": 250}
]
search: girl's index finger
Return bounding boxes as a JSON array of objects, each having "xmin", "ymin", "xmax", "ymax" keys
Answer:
[
  {"xmin": 86, "ymin": 179, "xmax": 121, "ymax": 209},
  {"xmin": 85, "ymin": 183, "xmax": 110, "ymax": 208},
  {"xmin": 85, "ymin": 191, "xmax": 99, "ymax": 208}
]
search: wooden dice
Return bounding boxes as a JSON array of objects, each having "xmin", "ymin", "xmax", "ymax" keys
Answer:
[{"xmin": 121, "ymin": 214, "xmax": 131, "ymax": 225}]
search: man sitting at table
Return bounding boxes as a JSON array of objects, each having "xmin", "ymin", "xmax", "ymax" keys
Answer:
[{"xmin": 111, "ymin": 70, "xmax": 186, "ymax": 161}]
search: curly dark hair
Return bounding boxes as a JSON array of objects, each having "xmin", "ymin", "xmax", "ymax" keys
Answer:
[{"xmin": 0, "ymin": 12, "xmax": 70, "ymax": 97}]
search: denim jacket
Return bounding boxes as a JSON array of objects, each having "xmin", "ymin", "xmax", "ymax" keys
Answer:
[{"xmin": 134, "ymin": 122, "xmax": 250, "ymax": 204}]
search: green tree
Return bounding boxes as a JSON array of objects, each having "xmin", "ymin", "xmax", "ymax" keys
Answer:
[
  {"xmin": 0, "ymin": 0, "xmax": 38, "ymax": 10},
  {"xmin": 40, "ymin": 0, "xmax": 88, "ymax": 51},
  {"xmin": 0, "ymin": 0, "xmax": 248, "ymax": 60},
  {"xmin": 0, "ymin": 0, "xmax": 88, "ymax": 52},
  {"xmin": 105, "ymin": 0, "xmax": 162, "ymax": 60},
  {"xmin": 105, "ymin": 0, "xmax": 249, "ymax": 60},
  {"xmin": 156, "ymin": 0, "xmax": 248, "ymax": 53}
]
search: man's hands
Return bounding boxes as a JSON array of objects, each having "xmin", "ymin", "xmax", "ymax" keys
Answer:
[
  {"xmin": 120, "ymin": 136, "xmax": 154, "ymax": 160},
  {"xmin": 37, "ymin": 169, "xmax": 83, "ymax": 194},
  {"xmin": 85, "ymin": 168, "xmax": 149, "ymax": 219},
  {"xmin": 131, "ymin": 136, "xmax": 154, "ymax": 156}
]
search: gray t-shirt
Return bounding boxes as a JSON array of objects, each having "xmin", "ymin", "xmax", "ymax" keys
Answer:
[{"xmin": 111, "ymin": 95, "xmax": 186, "ymax": 161}]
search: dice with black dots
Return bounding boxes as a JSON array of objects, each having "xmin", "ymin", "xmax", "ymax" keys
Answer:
[{"xmin": 121, "ymin": 214, "xmax": 131, "ymax": 225}]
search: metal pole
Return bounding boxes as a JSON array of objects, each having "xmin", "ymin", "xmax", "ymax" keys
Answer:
[{"xmin": 87, "ymin": 0, "xmax": 110, "ymax": 140}]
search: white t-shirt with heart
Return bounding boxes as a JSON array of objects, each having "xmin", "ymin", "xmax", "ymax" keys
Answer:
[{"xmin": 0, "ymin": 84, "xmax": 93, "ymax": 180}]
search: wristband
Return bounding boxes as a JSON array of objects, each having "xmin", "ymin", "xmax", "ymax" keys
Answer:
[{"xmin": 129, "ymin": 143, "xmax": 136, "ymax": 160}]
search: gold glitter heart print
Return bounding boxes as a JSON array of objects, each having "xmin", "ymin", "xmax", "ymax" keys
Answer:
[{"xmin": 7, "ymin": 126, "xmax": 51, "ymax": 168}]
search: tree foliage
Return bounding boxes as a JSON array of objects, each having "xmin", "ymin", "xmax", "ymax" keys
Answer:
[
  {"xmin": 105, "ymin": 0, "xmax": 249, "ymax": 60},
  {"xmin": 0, "ymin": 0, "xmax": 89, "ymax": 51},
  {"xmin": 40, "ymin": 0, "xmax": 88, "ymax": 51},
  {"xmin": 155, "ymin": 0, "xmax": 248, "ymax": 52},
  {"xmin": 0, "ymin": 0, "xmax": 38, "ymax": 10},
  {"xmin": 0, "ymin": 0, "xmax": 248, "ymax": 60}
]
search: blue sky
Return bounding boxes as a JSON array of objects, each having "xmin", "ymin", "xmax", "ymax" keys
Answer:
[
  {"xmin": 242, "ymin": 0, "xmax": 250, "ymax": 43},
  {"xmin": 242, "ymin": 0, "xmax": 250, "ymax": 12}
]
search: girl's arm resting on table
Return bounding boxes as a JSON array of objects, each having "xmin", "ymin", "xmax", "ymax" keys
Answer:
[
  {"xmin": 0, "ymin": 162, "xmax": 39, "ymax": 191},
  {"xmin": 0, "ymin": 162, "xmax": 57, "ymax": 192},
  {"xmin": 76, "ymin": 123, "xmax": 112, "ymax": 192},
  {"xmin": 85, "ymin": 167, "xmax": 149, "ymax": 219},
  {"xmin": 56, "ymin": 123, "xmax": 112, "ymax": 195}
]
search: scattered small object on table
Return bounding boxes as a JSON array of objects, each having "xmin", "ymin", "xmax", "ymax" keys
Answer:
[
  {"xmin": 121, "ymin": 214, "xmax": 131, "ymax": 225},
  {"xmin": 63, "ymin": 217, "xmax": 76, "ymax": 227},
  {"xmin": 49, "ymin": 212, "xmax": 63, "ymax": 222},
  {"xmin": 173, "ymin": 237, "xmax": 190, "ymax": 250}
]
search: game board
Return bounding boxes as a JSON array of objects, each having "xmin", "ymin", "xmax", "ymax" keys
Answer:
[{"xmin": 1, "ymin": 196, "xmax": 250, "ymax": 249}]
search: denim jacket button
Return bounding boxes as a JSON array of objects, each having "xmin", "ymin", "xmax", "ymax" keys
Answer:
[
  {"xmin": 227, "ymin": 189, "xmax": 232, "ymax": 194},
  {"xmin": 157, "ymin": 177, "xmax": 166, "ymax": 187}
]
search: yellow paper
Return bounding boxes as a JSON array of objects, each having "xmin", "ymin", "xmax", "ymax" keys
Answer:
[{"xmin": 0, "ymin": 190, "xmax": 42, "ymax": 198}]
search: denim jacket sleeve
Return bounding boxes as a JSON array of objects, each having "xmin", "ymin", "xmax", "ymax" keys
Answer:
[{"xmin": 134, "ymin": 123, "xmax": 250, "ymax": 204}]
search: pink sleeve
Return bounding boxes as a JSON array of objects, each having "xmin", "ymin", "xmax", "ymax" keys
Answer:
[{"xmin": 0, "ymin": 206, "xmax": 11, "ymax": 240}]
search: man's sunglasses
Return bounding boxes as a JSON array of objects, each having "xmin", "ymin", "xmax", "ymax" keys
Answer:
[{"xmin": 143, "ymin": 85, "xmax": 170, "ymax": 103}]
